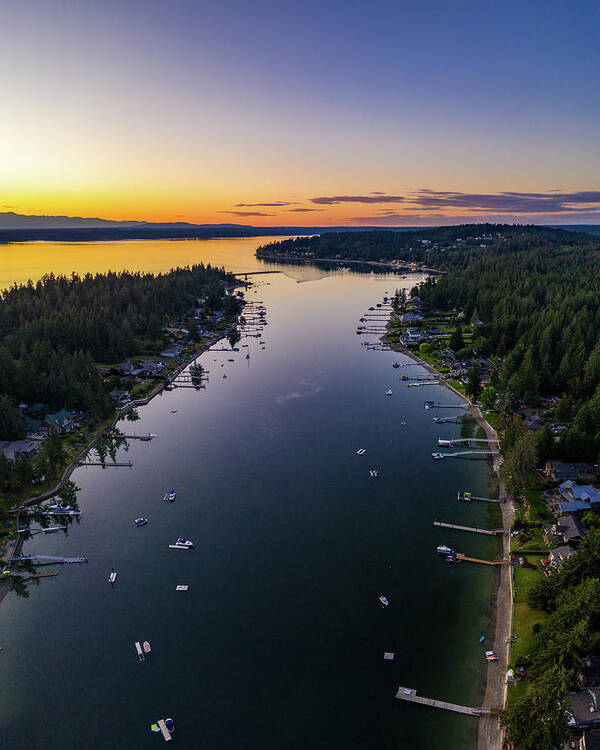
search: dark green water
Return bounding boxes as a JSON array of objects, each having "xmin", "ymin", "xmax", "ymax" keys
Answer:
[{"xmin": 0, "ymin": 246, "xmax": 499, "ymax": 749}]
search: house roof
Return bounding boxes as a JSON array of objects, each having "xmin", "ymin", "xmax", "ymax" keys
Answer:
[
  {"xmin": 558, "ymin": 499, "xmax": 591, "ymax": 514},
  {"xmin": 570, "ymin": 688, "xmax": 600, "ymax": 728},
  {"xmin": 551, "ymin": 515, "xmax": 586, "ymax": 542},
  {"xmin": 550, "ymin": 544, "xmax": 576, "ymax": 563},
  {"xmin": 581, "ymin": 656, "xmax": 600, "ymax": 688}
]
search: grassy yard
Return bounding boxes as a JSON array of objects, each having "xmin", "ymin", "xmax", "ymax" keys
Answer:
[{"xmin": 510, "ymin": 555, "xmax": 547, "ymax": 670}]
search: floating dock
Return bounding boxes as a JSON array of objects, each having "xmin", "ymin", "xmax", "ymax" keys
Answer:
[
  {"xmin": 434, "ymin": 521, "xmax": 506, "ymax": 536},
  {"xmin": 394, "ymin": 686, "xmax": 485, "ymax": 716},
  {"xmin": 157, "ymin": 719, "xmax": 172, "ymax": 742}
]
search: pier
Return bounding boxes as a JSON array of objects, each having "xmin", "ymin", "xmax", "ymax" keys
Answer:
[
  {"xmin": 394, "ymin": 686, "xmax": 487, "ymax": 716},
  {"xmin": 77, "ymin": 460, "xmax": 133, "ymax": 467},
  {"xmin": 433, "ymin": 450, "xmax": 500, "ymax": 459},
  {"xmin": 11, "ymin": 555, "xmax": 88, "ymax": 565},
  {"xmin": 109, "ymin": 433, "xmax": 156, "ymax": 441},
  {"xmin": 434, "ymin": 521, "xmax": 506, "ymax": 536},
  {"xmin": 456, "ymin": 553, "xmax": 509, "ymax": 566},
  {"xmin": 425, "ymin": 402, "xmax": 469, "ymax": 409},
  {"xmin": 437, "ymin": 437, "xmax": 499, "ymax": 446},
  {"xmin": 467, "ymin": 494, "xmax": 503, "ymax": 504}
]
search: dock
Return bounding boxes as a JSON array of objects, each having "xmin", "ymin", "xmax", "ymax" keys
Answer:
[
  {"xmin": 77, "ymin": 461, "xmax": 133, "ymax": 467},
  {"xmin": 461, "ymin": 493, "xmax": 503, "ymax": 504},
  {"xmin": 394, "ymin": 686, "xmax": 486, "ymax": 716},
  {"xmin": 437, "ymin": 438, "xmax": 499, "ymax": 446},
  {"xmin": 433, "ymin": 450, "xmax": 500, "ymax": 459},
  {"xmin": 157, "ymin": 719, "xmax": 172, "ymax": 742},
  {"xmin": 456, "ymin": 553, "xmax": 509, "ymax": 566},
  {"xmin": 434, "ymin": 521, "xmax": 506, "ymax": 536},
  {"xmin": 10, "ymin": 555, "xmax": 88, "ymax": 565}
]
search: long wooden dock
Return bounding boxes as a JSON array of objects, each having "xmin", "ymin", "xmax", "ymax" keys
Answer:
[
  {"xmin": 469, "ymin": 495, "xmax": 503, "ymax": 504},
  {"xmin": 77, "ymin": 461, "xmax": 133, "ymax": 467},
  {"xmin": 434, "ymin": 521, "xmax": 505, "ymax": 536},
  {"xmin": 395, "ymin": 686, "xmax": 486, "ymax": 716},
  {"xmin": 456, "ymin": 553, "xmax": 509, "ymax": 566}
]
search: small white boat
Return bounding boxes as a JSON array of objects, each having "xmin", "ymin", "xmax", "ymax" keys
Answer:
[
  {"xmin": 385, "ymin": 389, "xmax": 393, "ymax": 396},
  {"xmin": 163, "ymin": 490, "xmax": 176, "ymax": 502},
  {"xmin": 175, "ymin": 584, "xmax": 189, "ymax": 591},
  {"xmin": 108, "ymin": 569, "xmax": 117, "ymax": 584},
  {"xmin": 379, "ymin": 595, "xmax": 389, "ymax": 607},
  {"xmin": 176, "ymin": 538, "xmax": 193, "ymax": 547},
  {"xmin": 135, "ymin": 641, "xmax": 145, "ymax": 661},
  {"xmin": 143, "ymin": 641, "xmax": 151, "ymax": 654},
  {"xmin": 432, "ymin": 452, "xmax": 444, "ymax": 460},
  {"xmin": 400, "ymin": 421, "xmax": 407, "ymax": 426},
  {"xmin": 370, "ymin": 469, "xmax": 379, "ymax": 478},
  {"xmin": 356, "ymin": 448, "xmax": 366, "ymax": 455}
]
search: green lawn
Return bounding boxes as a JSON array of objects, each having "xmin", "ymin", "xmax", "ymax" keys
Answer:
[{"xmin": 510, "ymin": 555, "xmax": 547, "ymax": 669}]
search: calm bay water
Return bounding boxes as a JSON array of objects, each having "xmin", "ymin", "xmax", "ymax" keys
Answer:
[{"xmin": 0, "ymin": 239, "xmax": 498, "ymax": 748}]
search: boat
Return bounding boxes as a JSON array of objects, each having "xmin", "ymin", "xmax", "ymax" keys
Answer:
[
  {"xmin": 108, "ymin": 569, "xmax": 117, "ymax": 584},
  {"xmin": 135, "ymin": 641, "xmax": 145, "ymax": 661},
  {"xmin": 175, "ymin": 584, "xmax": 189, "ymax": 591},
  {"xmin": 176, "ymin": 538, "xmax": 193, "ymax": 547},
  {"xmin": 436, "ymin": 545, "xmax": 456, "ymax": 556},
  {"xmin": 143, "ymin": 641, "xmax": 151, "ymax": 654},
  {"xmin": 433, "ymin": 417, "xmax": 446, "ymax": 423},
  {"xmin": 385, "ymin": 389, "xmax": 393, "ymax": 396},
  {"xmin": 165, "ymin": 718, "xmax": 174, "ymax": 733},
  {"xmin": 356, "ymin": 448, "xmax": 366, "ymax": 455},
  {"xmin": 379, "ymin": 595, "xmax": 389, "ymax": 607},
  {"xmin": 479, "ymin": 635, "xmax": 486, "ymax": 642},
  {"xmin": 432, "ymin": 452, "xmax": 444, "ymax": 460},
  {"xmin": 400, "ymin": 421, "xmax": 407, "ymax": 426},
  {"xmin": 485, "ymin": 651, "xmax": 498, "ymax": 661},
  {"xmin": 445, "ymin": 553, "xmax": 459, "ymax": 563},
  {"xmin": 246, "ymin": 353, "xmax": 250, "ymax": 359},
  {"xmin": 392, "ymin": 362, "xmax": 400, "ymax": 368},
  {"xmin": 170, "ymin": 409, "xmax": 178, "ymax": 413},
  {"xmin": 163, "ymin": 490, "xmax": 176, "ymax": 502},
  {"xmin": 134, "ymin": 518, "xmax": 148, "ymax": 527},
  {"xmin": 370, "ymin": 469, "xmax": 379, "ymax": 478}
]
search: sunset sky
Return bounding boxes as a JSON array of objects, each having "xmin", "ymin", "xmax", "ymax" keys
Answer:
[{"xmin": 1, "ymin": 0, "xmax": 599, "ymax": 226}]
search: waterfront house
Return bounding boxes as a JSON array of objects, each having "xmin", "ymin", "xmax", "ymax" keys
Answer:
[
  {"xmin": 400, "ymin": 311, "xmax": 424, "ymax": 324},
  {"xmin": 42, "ymin": 409, "xmax": 75, "ymax": 433},
  {"xmin": 569, "ymin": 688, "xmax": 600, "ymax": 730},
  {"xmin": 545, "ymin": 461, "xmax": 594, "ymax": 483},
  {"xmin": 0, "ymin": 440, "xmax": 39, "ymax": 464},
  {"xmin": 548, "ymin": 544, "xmax": 576, "ymax": 567},
  {"xmin": 559, "ymin": 481, "xmax": 600, "ymax": 509},
  {"xmin": 545, "ymin": 516, "xmax": 585, "ymax": 545}
]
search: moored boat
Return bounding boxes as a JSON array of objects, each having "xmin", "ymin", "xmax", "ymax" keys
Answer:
[
  {"xmin": 379, "ymin": 595, "xmax": 389, "ymax": 607},
  {"xmin": 134, "ymin": 517, "xmax": 148, "ymax": 527},
  {"xmin": 436, "ymin": 545, "xmax": 455, "ymax": 556},
  {"xmin": 143, "ymin": 641, "xmax": 151, "ymax": 654},
  {"xmin": 176, "ymin": 538, "xmax": 193, "ymax": 547}
]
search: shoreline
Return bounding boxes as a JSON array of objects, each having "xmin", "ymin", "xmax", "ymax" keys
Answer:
[
  {"xmin": 256, "ymin": 253, "xmax": 445, "ymax": 274},
  {"xmin": 0, "ymin": 317, "xmax": 242, "ymax": 601},
  {"xmin": 384, "ymin": 339, "xmax": 513, "ymax": 750}
]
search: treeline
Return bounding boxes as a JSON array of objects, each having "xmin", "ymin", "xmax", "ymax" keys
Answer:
[
  {"xmin": 413, "ymin": 228, "xmax": 600, "ymax": 461},
  {"xmin": 0, "ymin": 265, "xmax": 234, "ymax": 434},
  {"xmin": 503, "ymin": 529, "xmax": 600, "ymax": 749},
  {"xmin": 257, "ymin": 224, "xmax": 591, "ymax": 263}
]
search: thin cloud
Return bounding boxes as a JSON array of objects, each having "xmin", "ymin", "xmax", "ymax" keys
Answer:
[
  {"xmin": 234, "ymin": 201, "xmax": 297, "ymax": 207},
  {"xmin": 310, "ymin": 195, "xmax": 405, "ymax": 205},
  {"xmin": 410, "ymin": 189, "xmax": 600, "ymax": 214},
  {"xmin": 287, "ymin": 208, "xmax": 325, "ymax": 212},
  {"xmin": 220, "ymin": 210, "xmax": 276, "ymax": 217},
  {"xmin": 350, "ymin": 213, "xmax": 445, "ymax": 224}
]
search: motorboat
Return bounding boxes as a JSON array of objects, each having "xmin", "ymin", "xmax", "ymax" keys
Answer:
[
  {"xmin": 392, "ymin": 362, "xmax": 400, "ymax": 368},
  {"xmin": 379, "ymin": 595, "xmax": 389, "ymax": 607},
  {"xmin": 134, "ymin": 518, "xmax": 148, "ymax": 527},
  {"xmin": 143, "ymin": 641, "xmax": 151, "ymax": 654},
  {"xmin": 385, "ymin": 389, "xmax": 393, "ymax": 396},
  {"xmin": 356, "ymin": 448, "xmax": 366, "ymax": 455},
  {"xmin": 163, "ymin": 490, "xmax": 177, "ymax": 502},
  {"xmin": 370, "ymin": 469, "xmax": 379, "ymax": 478},
  {"xmin": 432, "ymin": 452, "xmax": 444, "ymax": 460},
  {"xmin": 400, "ymin": 421, "xmax": 407, "ymax": 427},
  {"xmin": 485, "ymin": 651, "xmax": 498, "ymax": 661},
  {"xmin": 175, "ymin": 538, "xmax": 193, "ymax": 547},
  {"xmin": 108, "ymin": 569, "xmax": 117, "ymax": 584},
  {"xmin": 436, "ymin": 545, "xmax": 455, "ymax": 556},
  {"xmin": 170, "ymin": 409, "xmax": 178, "ymax": 413}
]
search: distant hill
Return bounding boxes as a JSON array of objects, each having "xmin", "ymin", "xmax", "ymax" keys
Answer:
[{"xmin": 554, "ymin": 224, "xmax": 600, "ymax": 237}]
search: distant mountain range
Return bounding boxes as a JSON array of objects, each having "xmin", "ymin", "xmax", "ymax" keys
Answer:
[
  {"xmin": 0, "ymin": 212, "xmax": 598, "ymax": 241},
  {"xmin": 0, "ymin": 211, "xmax": 252, "ymax": 230}
]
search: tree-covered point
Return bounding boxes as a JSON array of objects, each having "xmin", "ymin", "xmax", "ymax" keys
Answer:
[
  {"xmin": 0, "ymin": 265, "xmax": 236, "ymax": 434},
  {"xmin": 256, "ymin": 224, "xmax": 593, "ymax": 264}
]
